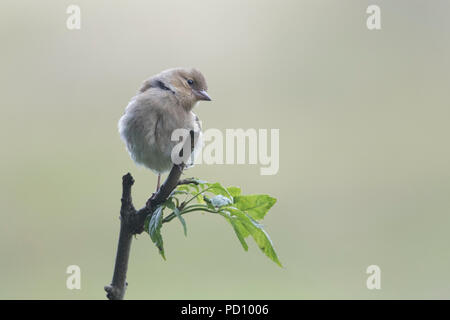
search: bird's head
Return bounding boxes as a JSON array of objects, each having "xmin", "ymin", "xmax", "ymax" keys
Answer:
[{"xmin": 142, "ymin": 67, "xmax": 211, "ymax": 111}]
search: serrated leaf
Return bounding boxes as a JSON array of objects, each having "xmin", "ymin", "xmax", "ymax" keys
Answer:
[
  {"xmin": 148, "ymin": 206, "xmax": 166, "ymax": 260},
  {"xmin": 175, "ymin": 181, "xmax": 208, "ymax": 199},
  {"xmin": 173, "ymin": 207, "xmax": 187, "ymax": 236},
  {"xmin": 233, "ymin": 194, "xmax": 276, "ymax": 220},
  {"xmin": 245, "ymin": 218, "xmax": 282, "ymax": 267},
  {"xmin": 163, "ymin": 198, "xmax": 187, "ymax": 236},
  {"xmin": 206, "ymin": 182, "xmax": 233, "ymax": 200},
  {"xmin": 222, "ymin": 207, "xmax": 282, "ymax": 267},
  {"xmin": 219, "ymin": 213, "xmax": 248, "ymax": 251},
  {"xmin": 227, "ymin": 186, "xmax": 241, "ymax": 197},
  {"xmin": 164, "ymin": 198, "xmax": 176, "ymax": 209},
  {"xmin": 196, "ymin": 194, "xmax": 206, "ymax": 204},
  {"xmin": 164, "ymin": 180, "xmax": 280, "ymax": 267},
  {"xmin": 193, "ymin": 184, "xmax": 200, "ymax": 193}
]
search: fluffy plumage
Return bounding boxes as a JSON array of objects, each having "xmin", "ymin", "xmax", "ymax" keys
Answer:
[{"xmin": 118, "ymin": 67, "xmax": 211, "ymax": 175}]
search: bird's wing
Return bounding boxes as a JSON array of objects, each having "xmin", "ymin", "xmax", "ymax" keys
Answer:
[{"xmin": 139, "ymin": 77, "xmax": 175, "ymax": 94}]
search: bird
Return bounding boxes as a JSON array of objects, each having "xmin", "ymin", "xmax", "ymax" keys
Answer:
[{"xmin": 118, "ymin": 67, "xmax": 211, "ymax": 190}]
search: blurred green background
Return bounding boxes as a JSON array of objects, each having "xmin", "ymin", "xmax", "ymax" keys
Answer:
[{"xmin": 1, "ymin": 0, "xmax": 450, "ymax": 299}]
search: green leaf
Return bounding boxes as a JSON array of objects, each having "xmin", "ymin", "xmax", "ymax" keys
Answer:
[
  {"xmin": 196, "ymin": 194, "xmax": 206, "ymax": 204},
  {"xmin": 192, "ymin": 184, "xmax": 200, "ymax": 193},
  {"xmin": 176, "ymin": 179, "xmax": 208, "ymax": 194},
  {"xmin": 233, "ymin": 194, "xmax": 277, "ymax": 220},
  {"xmin": 163, "ymin": 198, "xmax": 175, "ymax": 210},
  {"xmin": 221, "ymin": 207, "xmax": 282, "ymax": 267},
  {"xmin": 219, "ymin": 212, "xmax": 248, "ymax": 251},
  {"xmin": 147, "ymin": 206, "xmax": 166, "ymax": 260},
  {"xmin": 163, "ymin": 198, "xmax": 187, "ymax": 236},
  {"xmin": 227, "ymin": 186, "xmax": 241, "ymax": 197},
  {"xmin": 245, "ymin": 218, "xmax": 282, "ymax": 267},
  {"xmin": 174, "ymin": 182, "xmax": 209, "ymax": 203},
  {"xmin": 174, "ymin": 207, "xmax": 187, "ymax": 236},
  {"xmin": 206, "ymin": 182, "xmax": 233, "ymax": 199},
  {"xmin": 163, "ymin": 180, "xmax": 281, "ymax": 267}
]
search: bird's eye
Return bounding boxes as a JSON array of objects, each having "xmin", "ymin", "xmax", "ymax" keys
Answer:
[{"xmin": 187, "ymin": 79, "xmax": 194, "ymax": 85}]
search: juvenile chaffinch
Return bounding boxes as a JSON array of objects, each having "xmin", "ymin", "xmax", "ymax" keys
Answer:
[{"xmin": 118, "ymin": 67, "xmax": 211, "ymax": 189}]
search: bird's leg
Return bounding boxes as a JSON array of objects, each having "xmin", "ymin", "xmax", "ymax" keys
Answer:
[{"xmin": 156, "ymin": 173, "xmax": 161, "ymax": 191}]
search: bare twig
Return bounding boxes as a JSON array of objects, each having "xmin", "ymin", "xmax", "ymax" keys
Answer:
[
  {"xmin": 177, "ymin": 178, "xmax": 201, "ymax": 186},
  {"xmin": 104, "ymin": 164, "xmax": 184, "ymax": 300}
]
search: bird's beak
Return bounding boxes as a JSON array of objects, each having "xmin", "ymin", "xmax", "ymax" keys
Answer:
[{"xmin": 195, "ymin": 90, "xmax": 212, "ymax": 101}]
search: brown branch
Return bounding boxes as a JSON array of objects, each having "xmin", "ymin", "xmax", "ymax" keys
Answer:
[
  {"xmin": 104, "ymin": 164, "xmax": 184, "ymax": 300},
  {"xmin": 104, "ymin": 173, "xmax": 135, "ymax": 300}
]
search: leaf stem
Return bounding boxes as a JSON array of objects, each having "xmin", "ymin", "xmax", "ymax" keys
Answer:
[
  {"xmin": 162, "ymin": 206, "xmax": 218, "ymax": 223},
  {"xmin": 182, "ymin": 186, "xmax": 213, "ymax": 207}
]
